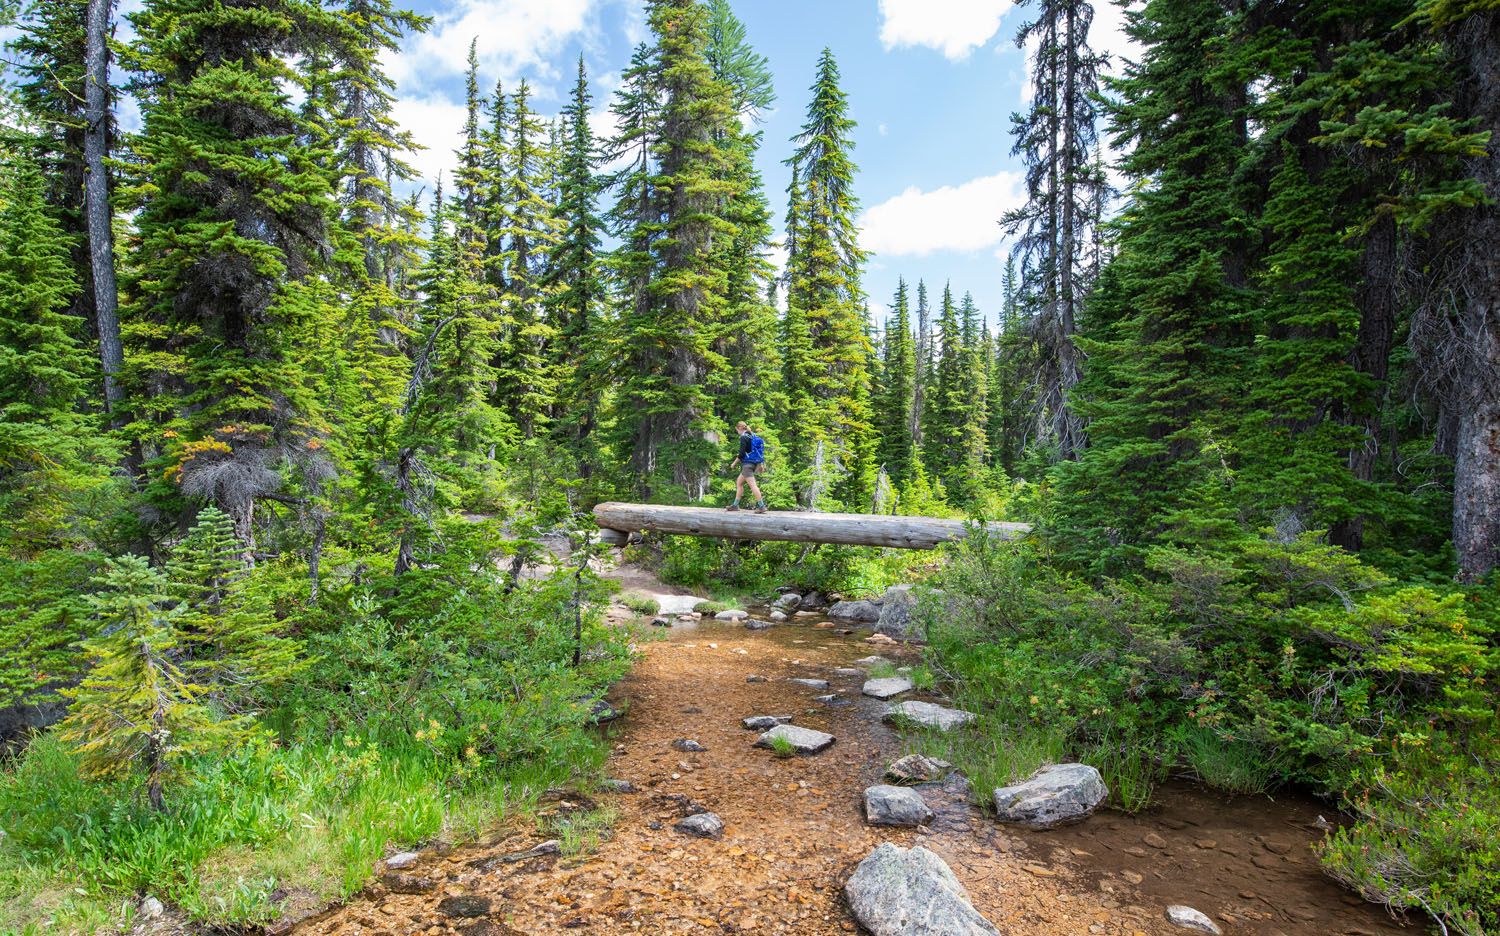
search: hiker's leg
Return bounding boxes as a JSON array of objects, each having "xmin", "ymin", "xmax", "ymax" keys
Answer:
[
  {"xmin": 746, "ymin": 474, "xmax": 763, "ymax": 503},
  {"xmin": 735, "ymin": 474, "xmax": 746, "ymax": 500}
]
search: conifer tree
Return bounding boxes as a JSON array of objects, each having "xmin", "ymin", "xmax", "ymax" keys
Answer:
[
  {"xmin": 1053, "ymin": 0, "xmax": 1251, "ymax": 570},
  {"xmin": 875, "ymin": 278, "xmax": 917, "ymax": 485},
  {"xmin": 608, "ymin": 0, "xmax": 742, "ymax": 499},
  {"xmin": 1003, "ymin": 0, "xmax": 1109, "ymax": 459},
  {"xmin": 0, "ymin": 154, "xmax": 116, "ymax": 543},
  {"xmin": 546, "ymin": 57, "xmax": 608, "ymax": 477},
  {"xmin": 782, "ymin": 49, "xmax": 875, "ymax": 505},
  {"xmin": 491, "ymin": 79, "xmax": 563, "ymax": 441},
  {"xmin": 911, "ymin": 279, "xmax": 932, "ymax": 453},
  {"xmin": 705, "ymin": 0, "xmax": 782, "ymax": 429},
  {"xmin": 123, "ymin": 0, "xmax": 357, "ymax": 555},
  {"xmin": 60, "ymin": 556, "xmax": 250, "ymax": 810}
]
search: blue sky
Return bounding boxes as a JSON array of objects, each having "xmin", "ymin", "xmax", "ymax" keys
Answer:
[
  {"xmin": 1, "ymin": 0, "xmax": 1132, "ymax": 327},
  {"xmin": 380, "ymin": 0, "xmax": 1133, "ymax": 329}
]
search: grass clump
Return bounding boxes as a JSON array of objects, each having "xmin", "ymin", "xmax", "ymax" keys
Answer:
[
  {"xmin": 766, "ymin": 735, "xmax": 798, "ymax": 758},
  {"xmin": 692, "ymin": 599, "xmax": 734, "ymax": 614},
  {"xmin": 619, "ymin": 592, "xmax": 660, "ymax": 616}
]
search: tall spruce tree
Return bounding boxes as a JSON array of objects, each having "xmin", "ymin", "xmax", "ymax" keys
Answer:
[
  {"xmin": 1053, "ymin": 0, "xmax": 1251, "ymax": 571},
  {"xmin": 123, "ymin": 0, "xmax": 357, "ymax": 556},
  {"xmin": 875, "ymin": 278, "xmax": 917, "ymax": 485},
  {"xmin": 782, "ymin": 48, "xmax": 875, "ymax": 506},
  {"xmin": 546, "ymin": 57, "xmax": 607, "ymax": 478},
  {"xmin": 1002, "ymin": 0, "xmax": 1109, "ymax": 459},
  {"xmin": 607, "ymin": 0, "xmax": 742, "ymax": 500}
]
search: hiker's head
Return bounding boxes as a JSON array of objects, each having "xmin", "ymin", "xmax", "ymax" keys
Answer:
[{"xmin": 736, "ymin": 421, "xmax": 749, "ymax": 434}]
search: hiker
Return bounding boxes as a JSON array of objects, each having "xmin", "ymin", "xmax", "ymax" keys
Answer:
[{"xmin": 727, "ymin": 421, "xmax": 768, "ymax": 513}]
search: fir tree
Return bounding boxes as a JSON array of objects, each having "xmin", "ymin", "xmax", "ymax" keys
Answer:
[
  {"xmin": 875, "ymin": 278, "xmax": 917, "ymax": 485},
  {"xmin": 546, "ymin": 57, "xmax": 608, "ymax": 478},
  {"xmin": 608, "ymin": 0, "xmax": 742, "ymax": 500},
  {"xmin": 123, "ymin": 0, "xmax": 357, "ymax": 555},
  {"xmin": 59, "ymin": 556, "xmax": 251, "ymax": 810},
  {"xmin": 1003, "ymin": 0, "xmax": 1110, "ymax": 459},
  {"xmin": 782, "ymin": 49, "xmax": 875, "ymax": 505}
]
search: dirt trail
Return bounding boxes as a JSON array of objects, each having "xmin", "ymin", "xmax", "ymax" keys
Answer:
[{"xmin": 294, "ymin": 567, "xmax": 1417, "ymax": 936}]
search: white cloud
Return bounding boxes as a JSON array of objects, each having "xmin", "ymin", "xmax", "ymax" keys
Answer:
[
  {"xmin": 878, "ymin": 0, "xmax": 1015, "ymax": 60},
  {"xmin": 877, "ymin": 122, "xmax": 889, "ymax": 136},
  {"xmin": 389, "ymin": 0, "xmax": 600, "ymax": 92},
  {"xmin": 859, "ymin": 171, "xmax": 1026, "ymax": 258},
  {"xmin": 391, "ymin": 93, "xmax": 469, "ymax": 189}
]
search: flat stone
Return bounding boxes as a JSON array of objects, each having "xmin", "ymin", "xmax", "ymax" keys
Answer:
[
  {"xmin": 714, "ymin": 609, "xmax": 748, "ymax": 621},
  {"xmin": 863, "ymin": 676, "xmax": 914, "ymax": 699},
  {"xmin": 853, "ymin": 655, "xmax": 893, "ymax": 667},
  {"xmin": 499, "ymin": 840, "xmax": 560, "ymax": 863},
  {"xmin": 813, "ymin": 693, "xmax": 853, "ymax": 706},
  {"xmin": 885, "ymin": 754, "xmax": 953, "ymax": 784},
  {"xmin": 769, "ymin": 610, "xmax": 789, "ymax": 622},
  {"xmin": 754, "ymin": 723, "xmax": 835, "ymax": 754},
  {"xmin": 744, "ymin": 618, "xmax": 774, "ymax": 630},
  {"xmin": 674, "ymin": 812, "xmax": 724, "ymax": 838},
  {"xmin": 993, "ymin": 763, "xmax": 1108, "ymax": 829},
  {"xmin": 437, "ymin": 895, "xmax": 491, "ymax": 918},
  {"xmin": 741, "ymin": 714, "xmax": 794, "ymax": 730},
  {"xmin": 670, "ymin": 738, "xmax": 707, "ymax": 752},
  {"xmin": 1165, "ymin": 905, "xmax": 1221, "ymax": 934},
  {"xmin": 746, "ymin": 674, "xmax": 768, "ymax": 683},
  {"xmin": 883, "ymin": 700, "xmax": 976, "ymax": 731},
  {"xmin": 863, "ymin": 784, "xmax": 935, "ymax": 827},
  {"xmin": 772, "ymin": 592, "xmax": 802, "ymax": 610},
  {"xmin": 384, "ymin": 851, "xmax": 420, "ymax": 870},
  {"xmin": 655, "ymin": 595, "xmax": 702, "ymax": 615},
  {"xmin": 1143, "ymin": 832, "xmax": 1168, "ymax": 849},
  {"xmin": 787, "ymin": 678, "xmax": 830, "ymax": 690},
  {"xmin": 844, "ymin": 843, "xmax": 1000, "ymax": 936},
  {"xmin": 794, "ymin": 610, "xmax": 820, "ymax": 618},
  {"xmin": 380, "ymin": 873, "xmax": 436, "ymax": 894},
  {"xmin": 602, "ymin": 778, "xmax": 637, "ymax": 793},
  {"xmin": 832, "ymin": 667, "xmax": 865, "ymax": 676},
  {"xmin": 1261, "ymin": 838, "xmax": 1293, "ymax": 854},
  {"xmin": 828, "ymin": 599, "xmax": 882, "ymax": 622}
]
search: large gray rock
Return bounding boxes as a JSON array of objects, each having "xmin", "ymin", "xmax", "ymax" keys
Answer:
[
  {"xmin": 744, "ymin": 617, "xmax": 774, "ymax": 630},
  {"xmin": 787, "ymin": 677, "xmax": 830, "ymax": 690},
  {"xmin": 384, "ymin": 851, "xmax": 420, "ymax": 870},
  {"xmin": 844, "ymin": 843, "xmax": 1000, "ymax": 936},
  {"xmin": 655, "ymin": 594, "xmax": 702, "ymax": 615},
  {"xmin": 992, "ymin": 763, "xmax": 1108, "ymax": 829},
  {"xmin": 754, "ymin": 723, "xmax": 835, "ymax": 754},
  {"xmin": 769, "ymin": 610, "xmax": 789, "ymax": 623},
  {"xmin": 772, "ymin": 592, "xmax": 802, "ymax": 610},
  {"xmin": 874, "ymin": 584, "xmax": 923, "ymax": 641},
  {"xmin": 715, "ymin": 609, "xmax": 749, "ymax": 621},
  {"xmin": 674, "ymin": 812, "xmax": 724, "ymax": 838},
  {"xmin": 883, "ymin": 700, "xmax": 976, "ymax": 732},
  {"xmin": 741, "ymin": 714, "xmax": 794, "ymax": 730},
  {"xmin": 863, "ymin": 784, "xmax": 935, "ymax": 827},
  {"xmin": 863, "ymin": 676, "xmax": 914, "ymax": 699},
  {"xmin": 1165, "ymin": 905, "xmax": 1222, "ymax": 934},
  {"xmin": 885, "ymin": 754, "xmax": 953, "ymax": 785},
  {"xmin": 828, "ymin": 599, "xmax": 882, "ymax": 623}
]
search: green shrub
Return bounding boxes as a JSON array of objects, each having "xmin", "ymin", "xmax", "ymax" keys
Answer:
[{"xmin": 692, "ymin": 599, "xmax": 731, "ymax": 614}]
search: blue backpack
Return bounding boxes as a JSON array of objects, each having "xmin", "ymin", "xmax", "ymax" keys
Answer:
[{"xmin": 746, "ymin": 433, "xmax": 766, "ymax": 465}]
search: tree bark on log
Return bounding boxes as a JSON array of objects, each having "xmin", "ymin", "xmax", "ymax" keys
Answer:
[{"xmin": 592, "ymin": 502, "xmax": 1030, "ymax": 550}]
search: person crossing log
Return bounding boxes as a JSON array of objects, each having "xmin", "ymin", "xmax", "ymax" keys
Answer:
[{"xmin": 592, "ymin": 502, "xmax": 1031, "ymax": 550}]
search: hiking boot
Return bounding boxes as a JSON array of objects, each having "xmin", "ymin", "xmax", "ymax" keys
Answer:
[
  {"xmin": 726, "ymin": 503, "xmax": 741, "ymax": 511},
  {"xmin": 753, "ymin": 503, "xmax": 767, "ymax": 514}
]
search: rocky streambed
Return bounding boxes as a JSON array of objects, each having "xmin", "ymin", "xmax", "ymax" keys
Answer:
[{"xmin": 293, "ymin": 585, "xmax": 1418, "ymax": 936}]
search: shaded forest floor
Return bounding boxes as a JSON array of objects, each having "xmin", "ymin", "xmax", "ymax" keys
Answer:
[{"xmin": 286, "ymin": 564, "xmax": 1421, "ymax": 936}]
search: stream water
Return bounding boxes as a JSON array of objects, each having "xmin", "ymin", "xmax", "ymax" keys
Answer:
[{"xmin": 293, "ymin": 601, "xmax": 1422, "ymax": 936}]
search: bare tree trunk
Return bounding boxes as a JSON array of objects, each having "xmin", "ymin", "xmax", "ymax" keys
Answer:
[
  {"xmin": 84, "ymin": 0, "xmax": 124, "ymax": 421},
  {"xmin": 1453, "ymin": 314, "xmax": 1499, "ymax": 581},
  {"xmin": 1330, "ymin": 213, "xmax": 1397, "ymax": 552},
  {"xmin": 1056, "ymin": 2, "xmax": 1082, "ymax": 460}
]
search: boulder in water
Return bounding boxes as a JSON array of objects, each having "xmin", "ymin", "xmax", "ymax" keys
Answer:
[
  {"xmin": 885, "ymin": 754, "xmax": 953, "ymax": 785},
  {"xmin": 883, "ymin": 700, "xmax": 976, "ymax": 731},
  {"xmin": 714, "ymin": 609, "xmax": 749, "ymax": 621},
  {"xmin": 828, "ymin": 599, "xmax": 881, "ymax": 622},
  {"xmin": 863, "ymin": 676, "xmax": 913, "ymax": 699},
  {"xmin": 754, "ymin": 723, "xmax": 835, "ymax": 754},
  {"xmin": 863, "ymin": 784, "xmax": 935, "ymax": 827},
  {"xmin": 741, "ymin": 714, "xmax": 794, "ymax": 730},
  {"xmin": 992, "ymin": 763, "xmax": 1108, "ymax": 829},
  {"xmin": 787, "ymin": 677, "xmax": 830, "ymax": 690},
  {"xmin": 844, "ymin": 843, "xmax": 1000, "ymax": 936}
]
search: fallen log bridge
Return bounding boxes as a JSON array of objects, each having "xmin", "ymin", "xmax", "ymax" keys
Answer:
[{"xmin": 592, "ymin": 502, "xmax": 1031, "ymax": 550}]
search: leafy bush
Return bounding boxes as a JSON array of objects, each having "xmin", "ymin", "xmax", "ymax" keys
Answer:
[{"xmin": 620, "ymin": 592, "xmax": 660, "ymax": 615}]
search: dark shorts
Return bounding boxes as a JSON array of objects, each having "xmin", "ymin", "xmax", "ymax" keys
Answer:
[{"xmin": 739, "ymin": 462, "xmax": 763, "ymax": 479}]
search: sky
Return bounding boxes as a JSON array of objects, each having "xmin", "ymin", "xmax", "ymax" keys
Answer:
[
  {"xmin": 0, "ymin": 0, "xmax": 1135, "ymax": 328},
  {"xmin": 382, "ymin": 0, "xmax": 1136, "ymax": 327}
]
